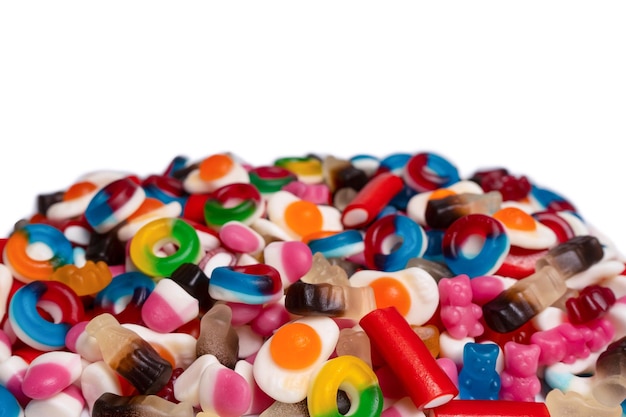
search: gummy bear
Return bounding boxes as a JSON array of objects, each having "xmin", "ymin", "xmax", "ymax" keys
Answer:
[
  {"xmin": 439, "ymin": 274, "xmax": 484, "ymax": 339},
  {"xmin": 458, "ymin": 342, "xmax": 501, "ymax": 400},
  {"xmin": 500, "ymin": 341, "xmax": 541, "ymax": 402}
]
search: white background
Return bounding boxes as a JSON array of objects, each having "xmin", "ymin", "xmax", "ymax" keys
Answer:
[{"xmin": 1, "ymin": 2, "xmax": 625, "ymax": 253}]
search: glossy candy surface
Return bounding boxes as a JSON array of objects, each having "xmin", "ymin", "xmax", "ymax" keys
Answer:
[{"xmin": 1, "ymin": 150, "xmax": 626, "ymax": 417}]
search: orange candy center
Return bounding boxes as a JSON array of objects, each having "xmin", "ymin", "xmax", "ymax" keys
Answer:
[
  {"xmin": 369, "ymin": 277, "xmax": 411, "ymax": 316},
  {"xmin": 270, "ymin": 322, "xmax": 322, "ymax": 370},
  {"xmin": 199, "ymin": 154, "xmax": 234, "ymax": 181},
  {"xmin": 63, "ymin": 181, "xmax": 98, "ymax": 201},
  {"xmin": 493, "ymin": 207, "xmax": 536, "ymax": 231},
  {"xmin": 284, "ymin": 200, "xmax": 323, "ymax": 238}
]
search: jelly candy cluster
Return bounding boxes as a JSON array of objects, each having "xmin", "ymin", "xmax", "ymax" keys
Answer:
[{"xmin": 0, "ymin": 151, "xmax": 625, "ymax": 417}]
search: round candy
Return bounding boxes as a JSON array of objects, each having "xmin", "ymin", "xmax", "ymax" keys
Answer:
[
  {"xmin": 252, "ymin": 316, "xmax": 340, "ymax": 404},
  {"xmin": 308, "ymin": 355, "xmax": 383, "ymax": 417},
  {"xmin": 9, "ymin": 280, "xmax": 84, "ymax": 351},
  {"xmin": 3, "ymin": 223, "xmax": 74, "ymax": 283},
  {"xmin": 442, "ymin": 214, "xmax": 511, "ymax": 277},
  {"xmin": 203, "ymin": 183, "xmax": 263, "ymax": 229},
  {"xmin": 84, "ymin": 177, "xmax": 146, "ymax": 234},
  {"xmin": 403, "ymin": 152, "xmax": 460, "ymax": 192},
  {"xmin": 95, "ymin": 271, "xmax": 156, "ymax": 316},
  {"xmin": 129, "ymin": 217, "xmax": 202, "ymax": 277},
  {"xmin": 363, "ymin": 214, "xmax": 428, "ymax": 272}
]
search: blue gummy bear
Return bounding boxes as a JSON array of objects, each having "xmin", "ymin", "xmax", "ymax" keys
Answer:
[{"xmin": 458, "ymin": 342, "xmax": 501, "ymax": 400}]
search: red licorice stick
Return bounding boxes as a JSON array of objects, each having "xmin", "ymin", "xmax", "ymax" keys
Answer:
[
  {"xmin": 341, "ymin": 172, "xmax": 404, "ymax": 229},
  {"xmin": 426, "ymin": 399, "xmax": 551, "ymax": 417},
  {"xmin": 359, "ymin": 307, "xmax": 458, "ymax": 409}
]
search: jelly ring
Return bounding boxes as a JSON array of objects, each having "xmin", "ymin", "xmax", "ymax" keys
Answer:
[
  {"xmin": 403, "ymin": 152, "xmax": 460, "ymax": 193},
  {"xmin": 248, "ymin": 165, "xmax": 297, "ymax": 195},
  {"xmin": 84, "ymin": 177, "xmax": 146, "ymax": 234},
  {"xmin": 274, "ymin": 156, "xmax": 323, "ymax": 184},
  {"xmin": 129, "ymin": 217, "xmax": 202, "ymax": 277},
  {"xmin": 530, "ymin": 184, "xmax": 577, "ymax": 212},
  {"xmin": 209, "ymin": 264, "xmax": 283, "ymax": 305},
  {"xmin": 3, "ymin": 223, "xmax": 74, "ymax": 283},
  {"xmin": 442, "ymin": 214, "xmax": 510, "ymax": 277},
  {"xmin": 203, "ymin": 183, "xmax": 263, "ymax": 229},
  {"xmin": 532, "ymin": 210, "xmax": 576, "ymax": 244},
  {"xmin": 142, "ymin": 174, "xmax": 188, "ymax": 206},
  {"xmin": 9, "ymin": 280, "xmax": 84, "ymax": 351},
  {"xmin": 94, "ymin": 271, "xmax": 156, "ymax": 314},
  {"xmin": 307, "ymin": 230, "xmax": 364, "ymax": 259},
  {"xmin": 308, "ymin": 355, "xmax": 383, "ymax": 417},
  {"xmin": 363, "ymin": 214, "xmax": 428, "ymax": 272},
  {"xmin": 378, "ymin": 153, "xmax": 411, "ymax": 175},
  {"xmin": 349, "ymin": 154, "xmax": 380, "ymax": 177}
]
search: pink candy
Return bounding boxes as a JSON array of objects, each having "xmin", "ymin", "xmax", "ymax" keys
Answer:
[
  {"xmin": 141, "ymin": 278, "xmax": 199, "ymax": 333},
  {"xmin": 22, "ymin": 351, "xmax": 82, "ymax": 400}
]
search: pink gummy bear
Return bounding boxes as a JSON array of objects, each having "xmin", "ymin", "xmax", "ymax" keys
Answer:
[
  {"xmin": 439, "ymin": 274, "xmax": 484, "ymax": 339},
  {"xmin": 500, "ymin": 341, "xmax": 541, "ymax": 402},
  {"xmin": 530, "ymin": 322, "xmax": 592, "ymax": 366}
]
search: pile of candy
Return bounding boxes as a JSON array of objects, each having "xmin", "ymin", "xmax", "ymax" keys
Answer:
[{"xmin": 0, "ymin": 151, "xmax": 625, "ymax": 417}]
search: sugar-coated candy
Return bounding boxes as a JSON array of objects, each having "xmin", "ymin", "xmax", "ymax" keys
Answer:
[
  {"xmin": 92, "ymin": 392, "xmax": 195, "ymax": 417},
  {"xmin": 86, "ymin": 313, "xmax": 173, "ymax": 395},
  {"xmin": 360, "ymin": 307, "xmax": 458, "ymax": 409},
  {"xmin": 307, "ymin": 355, "xmax": 383, "ymax": 417},
  {"xmin": 196, "ymin": 304, "xmax": 239, "ymax": 369}
]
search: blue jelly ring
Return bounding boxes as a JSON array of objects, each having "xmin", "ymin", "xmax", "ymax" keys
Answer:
[
  {"xmin": 95, "ymin": 271, "xmax": 156, "ymax": 312},
  {"xmin": 308, "ymin": 230, "xmax": 364, "ymax": 258},
  {"xmin": 9, "ymin": 281, "xmax": 77, "ymax": 351},
  {"xmin": 442, "ymin": 214, "xmax": 510, "ymax": 277},
  {"xmin": 209, "ymin": 264, "xmax": 282, "ymax": 305},
  {"xmin": 364, "ymin": 214, "xmax": 428, "ymax": 272}
]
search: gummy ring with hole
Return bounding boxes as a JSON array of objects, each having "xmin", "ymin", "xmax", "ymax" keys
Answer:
[
  {"xmin": 203, "ymin": 183, "xmax": 263, "ymax": 229},
  {"xmin": 3, "ymin": 223, "xmax": 74, "ymax": 283},
  {"xmin": 403, "ymin": 152, "xmax": 460, "ymax": 193},
  {"xmin": 129, "ymin": 217, "xmax": 202, "ymax": 277},
  {"xmin": 363, "ymin": 214, "xmax": 428, "ymax": 272},
  {"xmin": 209, "ymin": 264, "xmax": 283, "ymax": 305},
  {"xmin": 532, "ymin": 211, "xmax": 577, "ymax": 244},
  {"xmin": 248, "ymin": 165, "xmax": 297, "ymax": 195},
  {"xmin": 307, "ymin": 355, "xmax": 383, "ymax": 417},
  {"xmin": 307, "ymin": 230, "xmax": 364, "ymax": 259},
  {"xmin": 84, "ymin": 177, "xmax": 146, "ymax": 234},
  {"xmin": 378, "ymin": 153, "xmax": 411, "ymax": 175},
  {"xmin": 141, "ymin": 174, "xmax": 188, "ymax": 206},
  {"xmin": 94, "ymin": 271, "xmax": 155, "ymax": 318},
  {"xmin": 8, "ymin": 280, "xmax": 84, "ymax": 351},
  {"xmin": 529, "ymin": 184, "xmax": 577, "ymax": 212},
  {"xmin": 274, "ymin": 156, "xmax": 323, "ymax": 184},
  {"xmin": 442, "ymin": 214, "xmax": 510, "ymax": 277}
]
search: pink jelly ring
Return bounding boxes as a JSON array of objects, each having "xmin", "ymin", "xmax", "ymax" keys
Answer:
[
  {"xmin": 9, "ymin": 280, "xmax": 84, "ymax": 351},
  {"xmin": 442, "ymin": 213, "xmax": 510, "ymax": 277},
  {"xmin": 129, "ymin": 217, "xmax": 202, "ymax": 277}
]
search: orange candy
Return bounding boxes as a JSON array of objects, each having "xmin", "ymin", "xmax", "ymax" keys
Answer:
[
  {"xmin": 199, "ymin": 154, "xmax": 234, "ymax": 181},
  {"xmin": 368, "ymin": 277, "xmax": 411, "ymax": 317},
  {"xmin": 269, "ymin": 322, "xmax": 322, "ymax": 370},
  {"xmin": 493, "ymin": 207, "xmax": 536, "ymax": 231},
  {"xmin": 284, "ymin": 200, "xmax": 324, "ymax": 238}
]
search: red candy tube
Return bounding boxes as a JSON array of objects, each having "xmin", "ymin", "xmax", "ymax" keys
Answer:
[
  {"xmin": 426, "ymin": 399, "xmax": 550, "ymax": 417},
  {"xmin": 341, "ymin": 172, "xmax": 404, "ymax": 229},
  {"xmin": 359, "ymin": 307, "xmax": 458, "ymax": 409}
]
